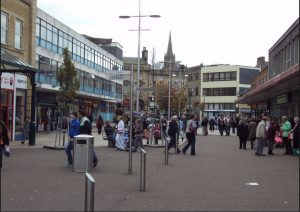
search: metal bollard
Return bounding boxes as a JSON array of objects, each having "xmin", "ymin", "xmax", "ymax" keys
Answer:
[
  {"xmin": 165, "ymin": 137, "xmax": 170, "ymax": 165},
  {"xmin": 140, "ymin": 148, "xmax": 146, "ymax": 192},
  {"xmin": 58, "ymin": 129, "xmax": 62, "ymax": 146},
  {"xmin": 175, "ymin": 133, "xmax": 178, "ymax": 154},
  {"xmin": 85, "ymin": 173, "xmax": 95, "ymax": 211},
  {"xmin": 62, "ymin": 130, "xmax": 66, "ymax": 146}
]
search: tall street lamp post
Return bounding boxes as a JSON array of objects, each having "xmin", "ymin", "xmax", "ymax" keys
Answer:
[
  {"xmin": 189, "ymin": 88, "xmax": 193, "ymax": 114},
  {"xmin": 160, "ymin": 59, "xmax": 181, "ymax": 120},
  {"xmin": 119, "ymin": 0, "xmax": 160, "ymax": 114}
]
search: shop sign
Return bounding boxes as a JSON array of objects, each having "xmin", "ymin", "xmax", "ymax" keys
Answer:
[
  {"xmin": 1, "ymin": 73, "xmax": 14, "ymax": 90},
  {"xmin": 277, "ymin": 94, "xmax": 288, "ymax": 104},
  {"xmin": 15, "ymin": 74, "xmax": 27, "ymax": 89}
]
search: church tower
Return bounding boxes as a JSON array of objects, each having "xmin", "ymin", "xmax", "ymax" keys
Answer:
[{"xmin": 164, "ymin": 31, "xmax": 176, "ymax": 71}]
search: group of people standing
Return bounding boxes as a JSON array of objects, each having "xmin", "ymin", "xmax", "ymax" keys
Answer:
[{"xmin": 236, "ymin": 115, "xmax": 299, "ymax": 156}]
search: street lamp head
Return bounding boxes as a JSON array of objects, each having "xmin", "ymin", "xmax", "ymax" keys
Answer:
[
  {"xmin": 119, "ymin": 15, "xmax": 130, "ymax": 19},
  {"xmin": 149, "ymin": 15, "xmax": 161, "ymax": 18}
]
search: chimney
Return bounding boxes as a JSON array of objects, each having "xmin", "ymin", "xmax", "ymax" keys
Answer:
[
  {"xmin": 142, "ymin": 47, "xmax": 148, "ymax": 63},
  {"xmin": 256, "ymin": 56, "xmax": 266, "ymax": 69}
]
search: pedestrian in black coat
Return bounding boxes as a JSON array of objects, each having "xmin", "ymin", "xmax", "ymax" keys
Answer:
[
  {"xmin": 78, "ymin": 111, "xmax": 98, "ymax": 168},
  {"xmin": 167, "ymin": 116, "xmax": 181, "ymax": 153},
  {"xmin": 0, "ymin": 120, "xmax": 10, "ymax": 168},
  {"xmin": 237, "ymin": 118, "xmax": 249, "ymax": 149},
  {"xmin": 266, "ymin": 121, "xmax": 277, "ymax": 155}
]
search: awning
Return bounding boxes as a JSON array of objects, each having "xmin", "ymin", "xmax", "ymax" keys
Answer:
[
  {"xmin": 1, "ymin": 48, "xmax": 38, "ymax": 73},
  {"xmin": 236, "ymin": 64, "xmax": 299, "ymax": 104}
]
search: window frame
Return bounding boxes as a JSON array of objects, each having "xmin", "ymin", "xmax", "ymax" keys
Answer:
[
  {"xmin": 1, "ymin": 11, "xmax": 8, "ymax": 44},
  {"xmin": 15, "ymin": 19, "xmax": 23, "ymax": 49}
]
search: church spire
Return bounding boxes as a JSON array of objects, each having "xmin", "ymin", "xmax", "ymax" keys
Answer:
[
  {"xmin": 164, "ymin": 31, "xmax": 175, "ymax": 70},
  {"xmin": 167, "ymin": 31, "xmax": 173, "ymax": 57}
]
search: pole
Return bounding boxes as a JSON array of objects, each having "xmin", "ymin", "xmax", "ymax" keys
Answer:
[
  {"xmin": 136, "ymin": 0, "xmax": 141, "ymax": 114},
  {"xmin": 168, "ymin": 55, "xmax": 171, "ymax": 120},
  {"xmin": 85, "ymin": 173, "xmax": 95, "ymax": 212},
  {"xmin": 179, "ymin": 66, "xmax": 182, "ymax": 117},
  {"xmin": 128, "ymin": 65, "xmax": 134, "ymax": 174},
  {"xmin": 165, "ymin": 137, "xmax": 169, "ymax": 165},
  {"xmin": 140, "ymin": 148, "xmax": 146, "ymax": 191},
  {"xmin": 175, "ymin": 133, "xmax": 178, "ymax": 154},
  {"xmin": 29, "ymin": 73, "xmax": 36, "ymax": 146}
]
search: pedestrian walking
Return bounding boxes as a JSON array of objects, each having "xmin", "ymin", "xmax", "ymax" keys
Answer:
[
  {"xmin": 153, "ymin": 121, "xmax": 160, "ymax": 145},
  {"xmin": 201, "ymin": 117, "xmax": 208, "ymax": 136},
  {"xmin": 237, "ymin": 118, "xmax": 249, "ymax": 149},
  {"xmin": 266, "ymin": 121, "xmax": 277, "ymax": 155},
  {"xmin": 64, "ymin": 112, "xmax": 80, "ymax": 166},
  {"xmin": 96, "ymin": 114, "xmax": 104, "ymax": 134},
  {"xmin": 248, "ymin": 118, "xmax": 257, "ymax": 149},
  {"xmin": 182, "ymin": 114, "xmax": 197, "ymax": 156},
  {"xmin": 21, "ymin": 116, "xmax": 30, "ymax": 144},
  {"xmin": 161, "ymin": 116, "xmax": 168, "ymax": 142},
  {"xmin": 0, "ymin": 120, "xmax": 10, "ymax": 169},
  {"xmin": 133, "ymin": 118, "xmax": 144, "ymax": 152},
  {"xmin": 78, "ymin": 110, "xmax": 99, "ymax": 167},
  {"xmin": 281, "ymin": 116, "xmax": 292, "ymax": 155},
  {"xmin": 209, "ymin": 117, "xmax": 215, "ymax": 133},
  {"xmin": 218, "ymin": 117, "xmax": 225, "ymax": 136},
  {"xmin": 289, "ymin": 116, "xmax": 299, "ymax": 155},
  {"xmin": 166, "ymin": 115, "xmax": 181, "ymax": 153},
  {"xmin": 255, "ymin": 116, "xmax": 267, "ymax": 156},
  {"xmin": 115, "ymin": 115, "xmax": 125, "ymax": 151}
]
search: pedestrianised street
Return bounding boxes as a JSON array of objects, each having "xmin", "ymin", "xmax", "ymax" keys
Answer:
[{"xmin": 1, "ymin": 133, "xmax": 299, "ymax": 211}]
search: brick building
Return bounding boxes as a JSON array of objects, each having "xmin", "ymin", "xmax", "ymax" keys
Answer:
[{"xmin": 1, "ymin": 0, "xmax": 37, "ymax": 142}]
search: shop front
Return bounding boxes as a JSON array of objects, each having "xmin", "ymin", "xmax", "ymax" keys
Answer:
[
  {"xmin": 0, "ymin": 73, "xmax": 29, "ymax": 141},
  {"xmin": 36, "ymin": 92, "xmax": 58, "ymax": 132},
  {"xmin": 0, "ymin": 73, "xmax": 14, "ymax": 140}
]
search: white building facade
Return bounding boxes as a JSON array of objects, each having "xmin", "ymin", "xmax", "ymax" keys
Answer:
[
  {"xmin": 35, "ymin": 9, "xmax": 123, "ymax": 131},
  {"xmin": 200, "ymin": 64, "xmax": 260, "ymax": 118}
]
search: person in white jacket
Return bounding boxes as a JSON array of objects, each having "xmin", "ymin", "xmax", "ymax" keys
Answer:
[
  {"xmin": 255, "ymin": 116, "xmax": 267, "ymax": 156},
  {"xmin": 115, "ymin": 116, "xmax": 125, "ymax": 151}
]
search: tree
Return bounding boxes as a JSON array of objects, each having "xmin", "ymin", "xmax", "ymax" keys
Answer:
[
  {"xmin": 171, "ymin": 87, "xmax": 188, "ymax": 115},
  {"xmin": 155, "ymin": 81, "xmax": 187, "ymax": 115},
  {"xmin": 155, "ymin": 81, "xmax": 168, "ymax": 112},
  {"xmin": 56, "ymin": 48, "xmax": 80, "ymax": 116}
]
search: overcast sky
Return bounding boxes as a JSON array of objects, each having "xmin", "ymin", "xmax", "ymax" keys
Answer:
[{"xmin": 37, "ymin": 0, "xmax": 299, "ymax": 67}]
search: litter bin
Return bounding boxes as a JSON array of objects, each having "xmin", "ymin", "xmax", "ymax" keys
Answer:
[{"xmin": 73, "ymin": 134, "xmax": 94, "ymax": 173}]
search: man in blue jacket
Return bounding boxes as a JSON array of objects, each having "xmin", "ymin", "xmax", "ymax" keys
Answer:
[{"xmin": 65, "ymin": 112, "xmax": 80, "ymax": 166}]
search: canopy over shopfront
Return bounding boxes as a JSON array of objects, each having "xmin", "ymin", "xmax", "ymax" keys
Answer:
[
  {"xmin": 236, "ymin": 64, "xmax": 299, "ymax": 117},
  {"xmin": 1, "ymin": 48, "xmax": 38, "ymax": 145}
]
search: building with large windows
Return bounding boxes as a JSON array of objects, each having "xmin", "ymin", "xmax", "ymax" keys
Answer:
[
  {"xmin": 237, "ymin": 18, "xmax": 299, "ymax": 118},
  {"xmin": 200, "ymin": 64, "xmax": 260, "ymax": 118},
  {"xmin": 35, "ymin": 9, "xmax": 123, "ymax": 131},
  {"xmin": 186, "ymin": 65, "xmax": 202, "ymax": 115}
]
